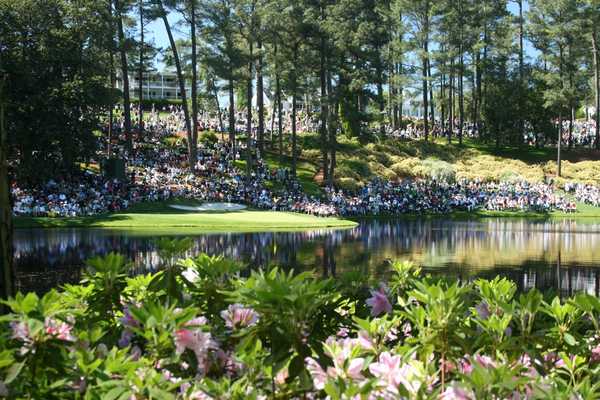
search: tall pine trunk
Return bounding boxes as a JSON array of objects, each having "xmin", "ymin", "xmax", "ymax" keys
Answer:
[
  {"xmin": 229, "ymin": 78, "xmax": 235, "ymax": 153},
  {"xmin": 108, "ymin": 0, "xmax": 115, "ymax": 158},
  {"xmin": 422, "ymin": 53, "xmax": 429, "ymax": 141},
  {"xmin": 320, "ymin": 34, "xmax": 329, "ymax": 184},
  {"xmin": 593, "ymin": 28, "xmax": 600, "ymax": 150},
  {"xmin": 246, "ymin": 41, "xmax": 253, "ymax": 178},
  {"xmin": 159, "ymin": 1, "xmax": 194, "ymax": 169},
  {"xmin": 421, "ymin": 2, "xmax": 430, "ymax": 141},
  {"xmin": 327, "ymin": 68, "xmax": 336, "ymax": 187},
  {"xmin": 276, "ymin": 73, "xmax": 283, "ymax": 163},
  {"xmin": 428, "ymin": 59, "xmax": 434, "ymax": 134},
  {"xmin": 256, "ymin": 40, "xmax": 264, "ymax": 155},
  {"xmin": 190, "ymin": 0, "xmax": 198, "ymax": 168},
  {"xmin": 459, "ymin": 52, "xmax": 464, "ymax": 145},
  {"xmin": 115, "ymin": 0, "xmax": 132, "ymax": 154},
  {"xmin": 138, "ymin": 0, "xmax": 144, "ymax": 135},
  {"xmin": 448, "ymin": 57, "xmax": 454, "ymax": 144},
  {"xmin": 291, "ymin": 43, "xmax": 298, "ymax": 177},
  {"xmin": 0, "ymin": 75, "xmax": 14, "ymax": 303}
]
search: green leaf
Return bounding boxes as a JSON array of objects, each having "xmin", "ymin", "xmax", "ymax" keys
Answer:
[
  {"xmin": 103, "ymin": 386, "xmax": 127, "ymax": 400},
  {"xmin": 288, "ymin": 354, "xmax": 304, "ymax": 379},
  {"xmin": 4, "ymin": 361, "xmax": 24, "ymax": 384},
  {"xmin": 564, "ymin": 332, "xmax": 577, "ymax": 346}
]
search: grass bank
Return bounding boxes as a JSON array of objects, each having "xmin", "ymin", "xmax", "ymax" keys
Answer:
[
  {"xmin": 269, "ymin": 134, "xmax": 600, "ymax": 192},
  {"xmin": 13, "ymin": 199, "xmax": 357, "ymax": 231}
]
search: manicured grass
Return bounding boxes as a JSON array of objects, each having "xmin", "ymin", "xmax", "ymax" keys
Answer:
[{"xmin": 13, "ymin": 200, "xmax": 358, "ymax": 231}]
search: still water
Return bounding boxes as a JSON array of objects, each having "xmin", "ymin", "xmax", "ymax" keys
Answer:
[{"xmin": 13, "ymin": 218, "xmax": 600, "ymax": 295}]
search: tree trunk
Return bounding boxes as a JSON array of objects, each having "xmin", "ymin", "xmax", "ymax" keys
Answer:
[
  {"xmin": 291, "ymin": 43, "xmax": 298, "ymax": 177},
  {"xmin": 422, "ymin": 53, "xmax": 429, "ymax": 141},
  {"xmin": 449, "ymin": 57, "xmax": 454, "ymax": 144},
  {"xmin": 138, "ymin": 0, "xmax": 144, "ymax": 135},
  {"xmin": 475, "ymin": 50, "xmax": 482, "ymax": 137},
  {"xmin": 459, "ymin": 52, "xmax": 464, "ymax": 145},
  {"xmin": 327, "ymin": 67, "xmax": 336, "ymax": 187},
  {"xmin": 398, "ymin": 62, "xmax": 403, "ymax": 127},
  {"xmin": 211, "ymin": 79, "xmax": 224, "ymax": 135},
  {"xmin": 592, "ymin": 28, "xmax": 600, "ymax": 150},
  {"xmin": 320, "ymin": 34, "xmax": 329, "ymax": 184},
  {"xmin": 518, "ymin": 0, "xmax": 525, "ymax": 143},
  {"xmin": 108, "ymin": 0, "xmax": 115, "ymax": 158},
  {"xmin": 557, "ymin": 114, "xmax": 562, "ymax": 177},
  {"xmin": 277, "ymin": 73, "xmax": 283, "ymax": 163},
  {"xmin": 441, "ymin": 69, "xmax": 445, "ymax": 134},
  {"xmin": 422, "ymin": 2, "xmax": 430, "ymax": 141},
  {"xmin": 569, "ymin": 106, "xmax": 574, "ymax": 150},
  {"xmin": 256, "ymin": 39, "xmax": 265, "ymax": 155},
  {"xmin": 428, "ymin": 58, "xmax": 434, "ymax": 134},
  {"xmin": 159, "ymin": 1, "xmax": 194, "ymax": 169},
  {"xmin": 229, "ymin": 78, "xmax": 235, "ymax": 153},
  {"xmin": 0, "ymin": 75, "xmax": 14, "ymax": 303},
  {"xmin": 115, "ymin": 0, "xmax": 132, "ymax": 154},
  {"xmin": 190, "ymin": 0, "xmax": 199, "ymax": 169},
  {"xmin": 246, "ymin": 41, "xmax": 253, "ymax": 178}
]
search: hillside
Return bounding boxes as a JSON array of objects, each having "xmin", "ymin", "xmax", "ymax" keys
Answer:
[{"xmin": 264, "ymin": 133, "xmax": 600, "ymax": 193}]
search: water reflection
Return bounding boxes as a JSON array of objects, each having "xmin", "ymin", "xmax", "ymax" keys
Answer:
[{"xmin": 14, "ymin": 218, "xmax": 600, "ymax": 295}]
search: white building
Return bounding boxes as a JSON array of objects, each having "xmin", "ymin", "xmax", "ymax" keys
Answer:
[{"xmin": 116, "ymin": 71, "xmax": 191, "ymax": 101}]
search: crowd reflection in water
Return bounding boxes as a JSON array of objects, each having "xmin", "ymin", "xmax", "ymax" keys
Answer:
[{"xmin": 14, "ymin": 219, "xmax": 600, "ymax": 295}]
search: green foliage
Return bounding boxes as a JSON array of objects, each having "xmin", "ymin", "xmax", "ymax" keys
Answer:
[
  {"xmin": 3, "ymin": 250, "xmax": 600, "ymax": 398},
  {"xmin": 81, "ymin": 253, "xmax": 131, "ymax": 322}
]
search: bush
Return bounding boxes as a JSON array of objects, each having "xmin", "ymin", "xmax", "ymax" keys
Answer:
[
  {"xmin": 421, "ymin": 158, "xmax": 456, "ymax": 182},
  {"xmin": 199, "ymin": 131, "xmax": 218, "ymax": 147},
  {"xmin": 2, "ymin": 251, "xmax": 600, "ymax": 399}
]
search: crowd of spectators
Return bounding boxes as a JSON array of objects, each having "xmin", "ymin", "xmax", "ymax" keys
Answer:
[
  {"xmin": 11, "ymin": 108, "xmax": 582, "ymax": 218},
  {"xmin": 565, "ymin": 182, "xmax": 600, "ymax": 207}
]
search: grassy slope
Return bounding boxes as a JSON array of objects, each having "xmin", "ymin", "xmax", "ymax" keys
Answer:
[
  {"xmin": 14, "ymin": 199, "xmax": 357, "ymax": 230},
  {"xmin": 265, "ymin": 134, "xmax": 600, "ymax": 218}
]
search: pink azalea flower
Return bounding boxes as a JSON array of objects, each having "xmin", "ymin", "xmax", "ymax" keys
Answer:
[
  {"xmin": 591, "ymin": 345, "xmax": 600, "ymax": 362},
  {"xmin": 358, "ymin": 330, "xmax": 376, "ymax": 351},
  {"xmin": 366, "ymin": 286, "xmax": 392, "ymax": 316},
  {"xmin": 458, "ymin": 358, "xmax": 473, "ymax": 374},
  {"xmin": 186, "ymin": 317, "xmax": 208, "ymax": 327},
  {"xmin": 44, "ymin": 317, "xmax": 75, "ymax": 342},
  {"xmin": 174, "ymin": 329, "xmax": 216, "ymax": 371},
  {"xmin": 440, "ymin": 384, "xmax": 474, "ymax": 400},
  {"xmin": 474, "ymin": 354, "xmax": 496, "ymax": 369},
  {"xmin": 347, "ymin": 358, "xmax": 366, "ymax": 380},
  {"xmin": 275, "ymin": 367, "xmax": 289, "ymax": 386},
  {"xmin": 337, "ymin": 327, "xmax": 350, "ymax": 338},
  {"xmin": 220, "ymin": 304, "xmax": 259, "ymax": 329},
  {"xmin": 10, "ymin": 321, "xmax": 30, "ymax": 343},
  {"xmin": 130, "ymin": 345, "xmax": 142, "ymax": 361},
  {"xmin": 401, "ymin": 322, "xmax": 413, "ymax": 338},
  {"xmin": 370, "ymin": 351, "xmax": 422, "ymax": 394},
  {"xmin": 305, "ymin": 357, "xmax": 328, "ymax": 390}
]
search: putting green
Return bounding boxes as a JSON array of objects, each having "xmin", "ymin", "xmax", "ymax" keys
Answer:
[{"xmin": 14, "ymin": 209, "xmax": 358, "ymax": 231}]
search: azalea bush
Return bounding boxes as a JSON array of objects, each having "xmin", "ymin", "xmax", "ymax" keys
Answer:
[{"xmin": 1, "ymin": 249, "xmax": 600, "ymax": 399}]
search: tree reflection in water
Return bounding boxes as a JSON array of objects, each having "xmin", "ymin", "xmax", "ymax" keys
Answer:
[{"xmin": 13, "ymin": 218, "xmax": 600, "ymax": 295}]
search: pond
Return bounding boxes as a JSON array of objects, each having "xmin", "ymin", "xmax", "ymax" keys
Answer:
[{"xmin": 13, "ymin": 218, "xmax": 600, "ymax": 295}]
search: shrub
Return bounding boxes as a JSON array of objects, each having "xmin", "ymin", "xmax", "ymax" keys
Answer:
[
  {"xmin": 2, "ymin": 252, "xmax": 600, "ymax": 398},
  {"xmin": 199, "ymin": 131, "xmax": 218, "ymax": 147},
  {"xmin": 421, "ymin": 158, "xmax": 456, "ymax": 182}
]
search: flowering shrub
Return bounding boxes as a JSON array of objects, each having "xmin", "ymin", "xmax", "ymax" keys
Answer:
[{"xmin": 1, "ymin": 252, "xmax": 600, "ymax": 398}]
